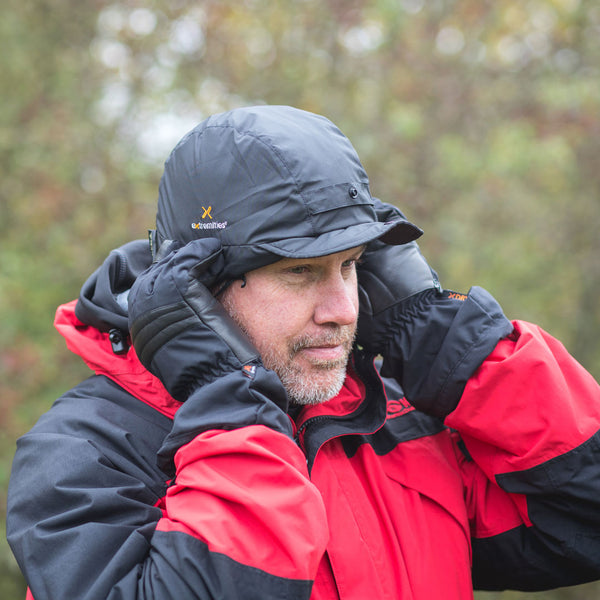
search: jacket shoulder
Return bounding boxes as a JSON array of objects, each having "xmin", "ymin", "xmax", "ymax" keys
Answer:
[
  {"xmin": 7, "ymin": 376, "xmax": 173, "ymax": 597},
  {"xmin": 15, "ymin": 375, "xmax": 172, "ymax": 495}
]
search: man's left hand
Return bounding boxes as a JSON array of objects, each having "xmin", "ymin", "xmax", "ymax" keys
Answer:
[{"xmin": 357, "ymin": 201, "xmax": 513, "ymax": 419}]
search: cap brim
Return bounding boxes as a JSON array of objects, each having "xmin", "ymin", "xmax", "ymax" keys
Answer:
[{"xmin": 256, "ymin": 217, "xmax": 423, "ymax": 259}]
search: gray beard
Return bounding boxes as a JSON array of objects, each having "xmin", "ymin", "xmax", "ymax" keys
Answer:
[
  {"xmin": 264, "ymin": 347, "xmax": 350, "ymax": 406},
  {"xmin": 254, "ymin": 329, "xmax": 354, "ymax": 406}
]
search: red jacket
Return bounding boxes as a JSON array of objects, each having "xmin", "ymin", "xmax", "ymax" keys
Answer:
[{"xmin": 7, "ymin": 296, "xmax": 600, "ymax": 600}]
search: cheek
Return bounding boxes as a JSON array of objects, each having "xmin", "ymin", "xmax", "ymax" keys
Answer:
[
  {"xmin": 250, "ymin": 297, "xmax": 305, "ymax": 348},
  {"xmin": 223, "ymin": 274, "xmax": 321, "ymax": 350},
  {"xmin": 225, "ymin": 285, "xmax": 303, "ymax": 350}
]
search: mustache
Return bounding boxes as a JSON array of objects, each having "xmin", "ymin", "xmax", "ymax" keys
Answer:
[{"xmin": 289, "ymin": 325, "xmax": 356, "ymax": 355}]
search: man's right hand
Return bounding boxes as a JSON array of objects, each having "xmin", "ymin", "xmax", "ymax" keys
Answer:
[{"xmin": 128, "ymin": 238, "xmax": 261, "ymax": 402}]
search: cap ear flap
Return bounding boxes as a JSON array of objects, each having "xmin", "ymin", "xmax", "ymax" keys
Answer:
[
  {"xmin": 370, "ymin": 199, "xmax": 423, "ymax": 245},
  {"xmin": 379, "ymin": 221, "xmax": 423, "ymax": 245},
  {"xmin": 148, "ymin": 229, "xmax": 160, "ymax": 262},
  {"xmin": 149, "ymin": 230, "xmax": 180, "ymax": 263}
]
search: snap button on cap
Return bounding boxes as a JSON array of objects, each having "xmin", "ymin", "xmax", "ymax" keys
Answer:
[{"xmin": 348, "ymin": 186, "xmax": 358, "ymax": 198}]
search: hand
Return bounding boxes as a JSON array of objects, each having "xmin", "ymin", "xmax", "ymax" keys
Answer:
[
  {"xmin": 357, "ymin": 200, "xmax": 513, "ymax": 418},
  {"xmin": 356, "ymin": 199, "xmax": 441, "ymax": 355},
  {"xmin": 356, "ymin": 242, "xmax": 442, "ymax": 356},
  {"xmin": 128, "ymin": 238, "xmax": 261, "ymax": 402}
]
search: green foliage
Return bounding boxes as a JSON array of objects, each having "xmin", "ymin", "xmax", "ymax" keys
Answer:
[{"xmin": 2, "ymin": 0, "xmax": 599, "ymax": 596}]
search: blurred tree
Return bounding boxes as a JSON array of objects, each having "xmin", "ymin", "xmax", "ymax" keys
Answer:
[{"xmin": 1, "ymin": 0, "xmax": 598, "ymax": 597}]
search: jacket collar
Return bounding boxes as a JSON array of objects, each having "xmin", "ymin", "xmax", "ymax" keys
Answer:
[
  {"xmin": 55, "ymin": 300, "xmax": 181, "ymax": 419},
  {"xmin": 294, "ymin": 350, "xmax": 388, "ymax": 472}
]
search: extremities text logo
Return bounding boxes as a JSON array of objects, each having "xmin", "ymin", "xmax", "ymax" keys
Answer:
[{"xmin": 191, "ymin": 206, "xmax": 228, "ymax": 230}]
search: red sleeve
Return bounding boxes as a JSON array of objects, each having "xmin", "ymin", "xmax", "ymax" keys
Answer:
[
  {"xmin": 157, "ymin": 424, "xmax": 329, "ymax": 581},
  {"xmin": 446, "ymin": 320, "xmax": 600, "ymax": 590},
  {"xmin": 446, "ymin": 320, "xmax": 600, "ymax": 478}
]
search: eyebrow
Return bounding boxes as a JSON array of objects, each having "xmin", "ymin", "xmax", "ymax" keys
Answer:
[{"xmin": 276, "ymin": 245, "xmax": 367, "ymax": 268}]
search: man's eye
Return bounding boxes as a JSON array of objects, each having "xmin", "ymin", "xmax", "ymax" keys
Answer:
[
  {"xmin": 288, "ymin": 265, "xmax": 309, "ymax": 275},
  {"xmin": 342, "ymin": 258, "xmax": 360, "ymax": 269}
]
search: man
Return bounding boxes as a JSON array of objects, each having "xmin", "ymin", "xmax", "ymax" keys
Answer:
[{"xmin": 7, "ymin": 106, "xmax": 600, "ymax": 599}]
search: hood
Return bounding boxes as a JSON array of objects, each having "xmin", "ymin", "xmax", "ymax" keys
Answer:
[
  {"xmin": 75, "ymin": 239, "xmax": 151, "ymax": 336},
  {"xmin": 55, "ymin": 240, "xmax": 180, "ymax": 418}
]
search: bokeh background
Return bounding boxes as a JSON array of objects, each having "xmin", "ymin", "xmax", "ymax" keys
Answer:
[{"xmin": 1, "ymin": 0, "xmax": 599, "ymax": 597}]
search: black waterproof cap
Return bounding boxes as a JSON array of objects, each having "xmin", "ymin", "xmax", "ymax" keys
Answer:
[{"xmin": 154, "ymin": 105, "xmax": 422, "ymax": 280}]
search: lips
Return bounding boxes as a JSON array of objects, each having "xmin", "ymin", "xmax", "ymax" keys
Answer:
[
  {"xmin": 299, "ymin": 344, "xmax": 347, "ymax": 363},
  {"xmin": 289, "ymin": 325, "xmax": 356, "ymax": 365}
]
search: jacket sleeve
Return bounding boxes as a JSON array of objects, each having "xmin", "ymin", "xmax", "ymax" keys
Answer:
[
  {"xmin": 7, "ymin": 373, "xmax": 328, "ymax": 600},
  {"xmin": 445, "ymin": 320, "xmax": 600, "ymax": 591},
  {"xmin": 114, "ymin": 427, "xmax": 327, "ymax": 599}
]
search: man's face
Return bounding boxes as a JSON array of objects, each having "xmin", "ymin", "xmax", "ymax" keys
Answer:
[{"xmin": 220, "ymin": 246, "xmax": 364, "ymax": 405}]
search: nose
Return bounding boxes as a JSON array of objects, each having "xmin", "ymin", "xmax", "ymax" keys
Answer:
[{"xmin": 313, "ymin": 275, "xmax": 358, "ymax": 327}]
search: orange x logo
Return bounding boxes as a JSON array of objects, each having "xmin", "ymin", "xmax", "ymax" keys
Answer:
[{"xmin": 201, "ymin": 206, "xmax": 212, "ymax": 219}]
